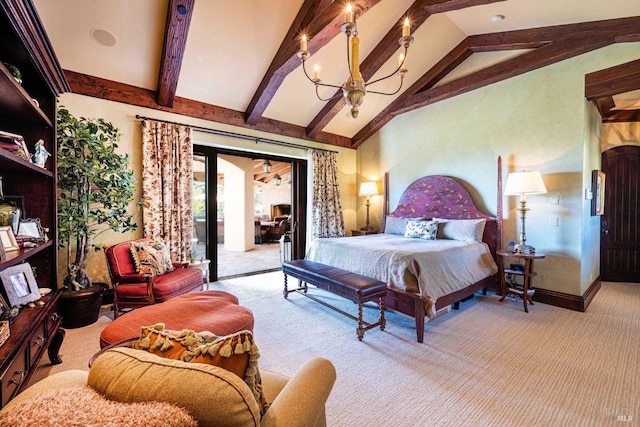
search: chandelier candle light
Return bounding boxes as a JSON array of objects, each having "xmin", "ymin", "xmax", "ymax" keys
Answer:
[
  {"xmin": 297, "ymin": 3, "xmax": 414, "ymax": 119},
  {"xmin": 505, "ymin": 170, "xmax": 547, "ymax": 254}
]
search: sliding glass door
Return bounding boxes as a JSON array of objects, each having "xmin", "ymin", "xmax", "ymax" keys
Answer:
[{"xmin": 192, "ymin": 146, "xmax": 306, "ymax": 280}]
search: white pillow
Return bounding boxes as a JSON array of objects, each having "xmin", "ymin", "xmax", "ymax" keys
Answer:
[
  {"xmin": 384, "ymin": 216, "xmax": 423, "ymax": 235},
  {"xmin": 404, "ymin": 219, "xmax": 438, "ymax": 240},
  {"xmin": 434, "ymin": 218, "xmax": 486, "ymax": 243}
]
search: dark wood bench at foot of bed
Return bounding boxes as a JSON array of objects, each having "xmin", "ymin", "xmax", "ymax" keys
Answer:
[{"xmin": 282, "ymin": 260, "xmax": 386, "ymax": 341}]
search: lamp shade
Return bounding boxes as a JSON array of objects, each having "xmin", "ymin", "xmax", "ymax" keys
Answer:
[
  {"xmin": 505, "ymin": 171, "xmax": 547, "ymax": 195},
  {"xmin": 359, "ymin": 181, "xmax": 379, "ymax": 197}
]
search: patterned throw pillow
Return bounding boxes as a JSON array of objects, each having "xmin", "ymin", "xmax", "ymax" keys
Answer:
[
  {"xmin": 404, "ymin": 219, "xmax": 438, "ymax": 240},
  {"xmin": 130, "ymin": 240, "xmax": 174, "ymax": 276},
  {"xmin": 135, "ymin": 324, "xmax": 269, "ymax": 416}
]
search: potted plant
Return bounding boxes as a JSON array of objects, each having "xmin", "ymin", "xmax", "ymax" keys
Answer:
[{"xmin": 56, "ymin": 106, "xmax": 139, "ymax": 328}]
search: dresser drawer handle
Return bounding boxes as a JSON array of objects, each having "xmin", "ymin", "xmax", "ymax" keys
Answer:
[
  {"xmin": 9, "ymin": 370, "xmax": 25, "ymax": 386},
  {"xmin": 34, "ymin": 336, "xmax": 45, "ymax": 347},
  {"xmin": 50, "ymin": 313, "xmax": 60, "ymax": 322}
]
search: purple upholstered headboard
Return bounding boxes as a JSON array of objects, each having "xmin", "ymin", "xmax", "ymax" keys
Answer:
[{"xmin": 387, "ymin": 175, "xmax": 497, "ymax": 257}]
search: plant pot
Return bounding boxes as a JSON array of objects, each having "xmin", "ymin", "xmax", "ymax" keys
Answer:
[{"xmin": 59, "ymin": 283, "xmax": 107, "ymax": 329}]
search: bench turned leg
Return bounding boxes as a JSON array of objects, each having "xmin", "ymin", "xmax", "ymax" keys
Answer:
[
  {"xmin": 283, "ymin": 274, "xmax": 289, "ymax": 299},
  {"xmin": 379, "ymin": 296, "xmax": 386, "ymax": 331},
  {"xmin": 357, "ymin": 303, "xmax": 365, "ymax": 341}
]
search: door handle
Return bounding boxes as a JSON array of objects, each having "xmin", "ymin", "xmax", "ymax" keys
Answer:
[{"xmin": 602, "ymin": 229, "xmax": 609, "ymax": 235}]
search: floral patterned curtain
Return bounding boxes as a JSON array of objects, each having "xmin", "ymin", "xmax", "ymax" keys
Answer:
[
  {"xmin": 310, "ymin": 150, "xmax": 345, "ymax": 238},
  {"xmin": 141, "ymin": 120, "xmax": 193, "ymax": 262}
]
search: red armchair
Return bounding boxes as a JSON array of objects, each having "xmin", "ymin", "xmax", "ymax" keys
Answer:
[{"xmin": 104, "ymin": 239, "xmax": 204, "ymax": 317}]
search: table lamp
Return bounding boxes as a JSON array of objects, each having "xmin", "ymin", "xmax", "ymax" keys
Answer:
[
  {"xmin": 505, "ymin": 170, "xmax": 547, "ymax": 253},
  {"xmin": 359, "ymin": 181, "xmax": 380, "ymax": 231}
]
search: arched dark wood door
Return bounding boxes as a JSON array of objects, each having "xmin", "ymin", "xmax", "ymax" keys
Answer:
[{"xmin": 600, "ymin": 145, "xmax": 640, "ymax": 282}]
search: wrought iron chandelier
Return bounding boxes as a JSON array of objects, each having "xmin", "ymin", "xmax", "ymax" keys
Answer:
[{"xmin": 297, "ymin": 3, "xmax": 414, "ymax": 119}]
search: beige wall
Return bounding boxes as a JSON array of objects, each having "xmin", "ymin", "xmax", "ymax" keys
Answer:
[
  {"xmin": 357, "ymin": 42, "xmax": 640, "ymax": 297},
  {"xmin": 57, "ymin": 93, "xmax": 357, "ymax": 286}
]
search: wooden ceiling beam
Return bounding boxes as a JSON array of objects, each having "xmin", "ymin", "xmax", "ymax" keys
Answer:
[
  {"xmin": 306, "ymin": 0, "xmax": 506, "ymax": 138},
  {"xmin": 593, "ymin": 96, "xmax": 616, "ymax": 117},
  {"xmin": 392, "ymin": 18, "xmax": 640, "ymax": 116},
  {"xmin": 352, "ymin": 16, "xmax": 640, "ymax": 147},
  {"xmin": 603, "ymin": 109, "xmax": 640, "ymax": 122},
  {"xmin": 157, "ymin": 0, "xmax": 194, "ymax": 107},
  {"xmin": 66, "ymin": 70, "xmax": 353, "ymax": 149},
  {"xmin": 585, "ymin": 58, "xmax": 640, "ymax": 100},
  {"xmin": 391, "ymin": 36, "xmax": 609, "ymax": 116},
  {"xmin": 244, "ymin": 0, "xmax": 382, "ymax": 125},
  {"xmin": 352, "ymin": 38, "xmax": 472, "ymax": 147}
]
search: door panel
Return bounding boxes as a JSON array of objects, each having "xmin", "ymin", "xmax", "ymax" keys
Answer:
[{"xmin": 600, "ymin": 145, "xmax": 640, "ymax": 282}]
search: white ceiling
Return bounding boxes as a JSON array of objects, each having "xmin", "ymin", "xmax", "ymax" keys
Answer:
[{"xmin": 33, "ymin": 0, "xmax": 640, "ymax": 139}]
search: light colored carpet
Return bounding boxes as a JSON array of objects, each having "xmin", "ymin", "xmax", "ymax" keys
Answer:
[{"xmin": 33, "ymin": 274, "xmax": 639, "ymax": 426}]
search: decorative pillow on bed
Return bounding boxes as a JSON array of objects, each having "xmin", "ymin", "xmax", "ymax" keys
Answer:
[
  {"xmin": 130, "ymin": 239, "xmax": 174, "ymax": 276},
  {"xmin": 404, "ymin": 219, "xmax": 438, "ymax": 240},
  {"xmin": 385, "ymin": 216, "xmax": 424, "ymax": 235},
  {"xmin": 434, "ymin": 218, "xmax": 486, "ymax": 243}
]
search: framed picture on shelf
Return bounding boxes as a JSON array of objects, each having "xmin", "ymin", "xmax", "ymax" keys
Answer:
[
  {"xmin": 0, "ymin": 293, "xmax": 9, "ymax": 317},
  {"xmin": 591, "ymin": 170, "xmax": 606, "ymax": 216},
  {"xmin": 0, "ymin": 236, "xmax": 5, "ymax": 262},
  {"xmin": 0, "ymin": 226, "xmax": 19, "ymax": 252},
  {"xmin": 16, "ymin": 218, "xmax": 44, "ymax": 242},
  {"xmin": 0, "ymin": 263, "xmax": 41, "ymax": 307}
]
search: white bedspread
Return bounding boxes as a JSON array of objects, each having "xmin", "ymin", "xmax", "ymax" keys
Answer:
[{"xmin": 306, "ymin": 234, "xmax": 498, "ymax": 318}]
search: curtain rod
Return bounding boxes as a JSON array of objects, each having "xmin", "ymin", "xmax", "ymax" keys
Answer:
[{"xmin": 134, "ymin": 114, "xmax": 338, "ymax": 153}]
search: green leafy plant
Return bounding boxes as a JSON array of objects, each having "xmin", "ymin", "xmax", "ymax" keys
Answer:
[
  {"xmin": 57, "ymin": 107, "xmax": 139, "ymax": 291},
  {"xmin": 3, "ymin": 62, "xmax": 22, "ymax": 83}
]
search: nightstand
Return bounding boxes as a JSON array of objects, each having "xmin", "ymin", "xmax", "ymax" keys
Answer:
[
  {"xmin": 351, "ymin": 229, "xmax": 378, "ymax": 236},
  {"xmin": 497, "ymin": 251, "xmax": 545, "ymax": 313}
]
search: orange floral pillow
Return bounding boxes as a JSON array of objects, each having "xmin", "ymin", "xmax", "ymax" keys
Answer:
[{"xmin": 135, "ymin": 324, "xmax": 268, "ymax": 416}]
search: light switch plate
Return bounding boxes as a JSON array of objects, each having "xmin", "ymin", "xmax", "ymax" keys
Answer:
[{"xmin": 585, "ymin": 189, "xmax": 593, "ymax": 200}]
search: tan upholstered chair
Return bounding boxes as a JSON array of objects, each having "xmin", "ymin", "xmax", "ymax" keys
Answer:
[{"xmin": 2, "ymin": 348, "xmax": 336, "ymax": 427}]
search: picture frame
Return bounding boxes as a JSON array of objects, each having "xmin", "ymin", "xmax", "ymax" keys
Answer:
[
  {"xmin": 0, "ymin": 263, "xmax": 41, "ymax": 307},
  {"xmin": 591, "ymin": 170, "xmax": 606, "ymax": 216},
  {"xmin": 16, "ymin": 218, "xmax": 44, "ymax": 242},
  {"xmin": 0, "ymin": 236, "xmax": 5, "ymax": 262},
  {"xmin": 0, "ymin": 226, "xmax": 19, "ymax": 252}
]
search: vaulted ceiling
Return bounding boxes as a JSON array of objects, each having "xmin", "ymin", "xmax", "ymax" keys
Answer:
[{"xmin": 33, "ymin": 0, "xmax": 640, "ymax": 150}]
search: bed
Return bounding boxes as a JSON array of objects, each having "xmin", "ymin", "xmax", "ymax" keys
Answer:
[{"xmin": 306, "ymin": 173, "xmax": 502, "ymax": 343}]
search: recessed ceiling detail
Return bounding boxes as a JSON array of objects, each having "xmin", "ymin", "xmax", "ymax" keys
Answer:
[{"xmin": 90, "ymin": 28, "xmax": 116, "ymax": 47}]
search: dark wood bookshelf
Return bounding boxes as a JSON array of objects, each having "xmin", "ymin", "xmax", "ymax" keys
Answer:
[{"xmin": 0, "ymin": 0, "xmax": 68, "ymax": 408}]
